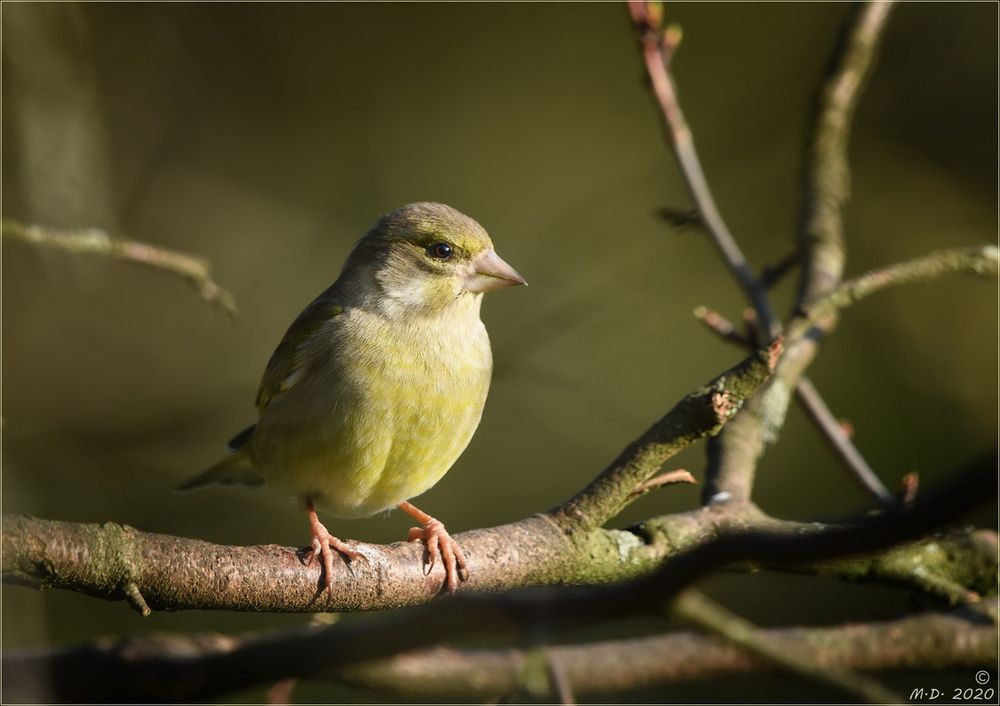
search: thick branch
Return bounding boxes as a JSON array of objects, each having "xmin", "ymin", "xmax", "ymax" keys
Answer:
[
  {"xmin": 5, "ymin": 606, "xmax": 994, "ymax": 703},
  {"xmin": 1, "ymin": 218, "xmax": 237, "ymax": 317},
  {"xmin": 2, "ymin": 462, "xmax": 994, "ymax": 702},
  {"xmin": 3, "ymin": 458, "xmax": 994, "ymax": 614},
  {"xmin": 1, "ymin": 514, "xmax": 585, "ymax": 613}
]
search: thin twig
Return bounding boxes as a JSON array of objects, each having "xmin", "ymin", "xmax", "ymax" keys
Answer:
[
  {"xmin": 899, "ymin": 472, "xmax": 919, "ymax": 505},
  {"xmin": 1, "ymin": 218, "xmax": 237, "ymax": 317},
  {"xmin": 693, "ymin": 306, "xmax": 752, "ymax": 347},
  {"xmin": 672, "ymin": 590, "xmax": 901, "ymax": 703},
  {"xmin": 760, "ymin": 250, "xmax": 801, "ymax": 289},
  {"xmin": 629, "ymin": 468, "xmax": 696, "ymax": 499},
  {"xmin": 627, "ymin": 0, "xmax": 779, "ymax": 337},
  {"xmin": 795, "ymin": 377, "xmax": 895, "ymax": 506},
  {"xmin": 544, "ymin": 648, "xmax": 576, "ymax": 706},
  {"xmin": 695, "ymin": 1, "xmax": 895, "ymax": 503},
  {"xmin": 792, "ymin": 245, "xmax": 999, "ymax": 336}
]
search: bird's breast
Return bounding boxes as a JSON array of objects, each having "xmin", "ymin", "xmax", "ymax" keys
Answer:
[{"xmin": 256, "ymin": 305, "xmax": 492, "ymax": 518}]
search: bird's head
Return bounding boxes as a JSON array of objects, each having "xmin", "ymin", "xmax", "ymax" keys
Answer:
[{"xmin": 345, "ymin": 202, "xmax": 526, "ymax": 317}]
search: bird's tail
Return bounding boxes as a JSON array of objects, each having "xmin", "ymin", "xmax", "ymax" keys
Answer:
[{"xmin": 175, "ymin": 450, "xmax": 265, "ymax": 492}]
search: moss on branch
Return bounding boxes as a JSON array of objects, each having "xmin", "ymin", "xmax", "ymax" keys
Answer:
[{"xmin": 4, "ymin": 505, "xmax": 994, "ymax": 614}]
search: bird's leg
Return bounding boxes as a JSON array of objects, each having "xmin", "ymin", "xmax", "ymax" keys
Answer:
[
  {"xmin": 399, "ymin": 500, "xmax": 469, "ymax": 591},
  {"xmin": 305, "ymin": 499, "xmax": 363, "ymax": 597}
]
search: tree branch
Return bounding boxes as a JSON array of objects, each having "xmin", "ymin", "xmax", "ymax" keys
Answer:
[
  {"xmin": 671, "ymin": 590, "xmax": 901, "ymax": 704},
  {"xmin": 704, "ymin": 244, "xmax": 997, "ymax": 505},
  {"xmin": 3, "ymin": 454, "xmax": 993, "ymax": 615},
  {"xmin": 751, "ymin": 245, "xmax": 1000, "ymax": 483},
  {"xmin": 2, "ymin": 459, "xmax": 994, "ymax": 702},
  {"xmin": 549, "ymin": 337, "xmax": 782, "ymax": 531},
  {"xmin": 627, "ymin": 0, "xmax": 778, "ymax": 336},
  {"xmin": 627, "ymin": 0, "xmax": 894, "ymax": 508},
  {"xmin": 693, "ymin": 248, "xmax": 998, "ymax": 511},
  {"xmin": 797, "ymin": 0, "xmax": 895, "ymax": 305},
  {"xmin": 794, "ymin": 376, "xmax": 896, "ymax": 506},
  {"xmin": 704, "ymin": 1, "xmax": 897, "ymax": 505},
  {"xmin": 5, "ymin": 604, "xmax": 994, "ymax": 703},
  {"xmin": 693, "ymin": 308, "xmax": 895, "ymax": 506},
  {"xmin": 793, "ymin": 245, "xmax": 999, "ymax": 336},
  {"xmin": 1, "ymin": 218, "xmax": 237, "ymax": 317}
]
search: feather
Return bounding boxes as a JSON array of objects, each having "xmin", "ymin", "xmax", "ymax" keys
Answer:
[
  {"xmin": 227, "ymin": 424, "xmax": 256, "ymax": 451},
  {"xmin": 175, "ymin": 451, "xmax": 265, "ymax": 491}
]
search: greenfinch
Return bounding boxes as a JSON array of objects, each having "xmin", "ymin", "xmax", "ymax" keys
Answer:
[{"xmin": 179, "ymin": 202, "xmax": 525, "ymax": 592}]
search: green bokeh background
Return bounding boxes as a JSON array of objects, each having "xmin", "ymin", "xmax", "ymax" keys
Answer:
[{"xmin": 2, "ymin": 2, "xmax": 996, "ymax": 703}]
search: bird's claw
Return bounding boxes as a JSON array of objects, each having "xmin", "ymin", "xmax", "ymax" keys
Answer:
[
  {"xmin": 406, "ymin": 518, "xmax": 469, "ymax": 591},
  {"xmin": 307, "ymin": 521, "xmax": 364, "ymax": 597}
]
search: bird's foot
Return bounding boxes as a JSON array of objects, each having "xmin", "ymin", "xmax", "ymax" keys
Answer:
[
  {"xmin": 305, "ymin": 505, "xmax": 363, "ymax": 597},
  {"xmin": 406, "ymin": 516, "xmax": 469, "ymax": 591}
]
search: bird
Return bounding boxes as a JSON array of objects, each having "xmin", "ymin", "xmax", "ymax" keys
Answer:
[{"xmin": 178, "ymin": 202, "xmax": 526, "ymax": 593}]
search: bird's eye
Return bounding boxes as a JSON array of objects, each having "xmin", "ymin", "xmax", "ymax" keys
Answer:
[{"xmin": 427, "ymin": 242, "xmax": 453, "ymax": 260}]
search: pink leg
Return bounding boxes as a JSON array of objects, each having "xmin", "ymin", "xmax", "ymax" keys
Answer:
[
  {"xmin": 399, "ymin": 500, "xmax": 469, "ymax": 591},
  {"xmin": 305, "ymin": 500, "xmax": 362, "ymax": 597}
]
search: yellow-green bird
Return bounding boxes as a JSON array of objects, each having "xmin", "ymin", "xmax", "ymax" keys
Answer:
[{"xmin": 178, "ymin": 202, "xmax": 526, "ymax": 592}]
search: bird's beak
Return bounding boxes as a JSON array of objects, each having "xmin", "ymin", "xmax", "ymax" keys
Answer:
[{"xmin": 462, "ymin": 249, "xmax": 527, "ymax": 293}]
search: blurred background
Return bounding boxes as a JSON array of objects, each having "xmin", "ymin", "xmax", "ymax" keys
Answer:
[{"xmin": 2, "ymin": 2, "xmax": 996, "ymax": 702}]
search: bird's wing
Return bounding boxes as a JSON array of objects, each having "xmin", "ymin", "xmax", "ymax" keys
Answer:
[{"xmin": 256, "ymin": 289, "xmax": 345, "ymax": 412}]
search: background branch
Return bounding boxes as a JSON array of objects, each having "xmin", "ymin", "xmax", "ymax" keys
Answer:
[
  {"xmin": 1, "ymin": 218, "xmax": 237, "ymax": 317},
  {"xmin": 627, "ymin": 0, "xmax": 778, "ymax": 335},
  {"xmin": 793, "ymin": 245, "xmax": 999, "ymax": 335},
  {"xmin": 6, "ymin": 603, "xmax": 994, "ymax": 703},
  {"xmin": 671, "ymin": 589, "xmax": 901, "ymax": 704},
  {"xmin": 797, "ymin": 0, "xmax": 895, "ymax": 305}
]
